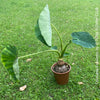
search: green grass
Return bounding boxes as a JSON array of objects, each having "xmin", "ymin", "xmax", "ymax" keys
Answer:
[{"xmin": 0, "ymin": 0, "xmax": 100, "ymax": 99}]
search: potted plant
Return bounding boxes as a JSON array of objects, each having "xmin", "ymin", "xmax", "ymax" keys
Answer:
[{"xmin": 1, "ymin": 5, "xmax": 96, "ymax": 85}]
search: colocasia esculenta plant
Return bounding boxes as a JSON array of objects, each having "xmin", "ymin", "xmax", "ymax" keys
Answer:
[{"xmin": 1, "ymin": 5, "xmax": 96, "ymax": 81}]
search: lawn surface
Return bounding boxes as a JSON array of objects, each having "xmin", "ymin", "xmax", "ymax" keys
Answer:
[{"xmin": 0, "ymin": 0, "xmax": 100, "ymax": 99}]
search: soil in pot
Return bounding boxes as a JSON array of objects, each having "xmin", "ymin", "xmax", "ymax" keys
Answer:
[{"xmin": 53, "ymin": 59, "xmax": 70, "ymax": 73}]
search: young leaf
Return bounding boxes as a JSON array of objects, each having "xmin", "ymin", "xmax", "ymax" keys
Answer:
[
  {"xmin": 1, "ymin": 45, "xmax": 19, "ymax": 80},
  {"xmin": 35, "ymin": 4, "xmax": 52, "ymax": 47},
  {"xmin": 63, "ymin": 52, "xmax": 70, "ymax": 57},
  {"xmin": 71, "ymin": 32, "xmax": 96, "ymax": 48},
  {"xmin": 51, "ymin": 46, "xmax": 57, "ymax": 50}
]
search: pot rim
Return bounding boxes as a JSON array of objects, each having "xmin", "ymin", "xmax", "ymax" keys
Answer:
[{"xmin": 51, "ymin": 62, "xmax": 71, "ymax": 75}]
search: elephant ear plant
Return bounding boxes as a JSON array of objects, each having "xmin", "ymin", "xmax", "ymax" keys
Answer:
[{"xmin": 1, "ymin": 5, "xmax": 96, "ymax": 84}]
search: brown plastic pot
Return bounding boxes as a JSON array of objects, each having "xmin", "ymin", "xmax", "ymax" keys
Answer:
[{"xmin": 51, "ymin": 62, "xmax": 71, "ymax": 85}]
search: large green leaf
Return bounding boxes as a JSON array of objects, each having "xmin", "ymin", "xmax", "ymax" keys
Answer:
[
  {"xmin": 1, "ymin": 45, "xmax": 19, "ymax": 80},
  {"xmin": 13, "ymin": 58, "xmax": 19, "ymax": 80},
  {"xmin": 35, "ymin": 4, "xmax": 52, "ymax": 47},
  {"xmin": 71, "ymin": 32, "xmax": 96, "ymax": 48},
  {"xmin": 35, "ymin": 20, "xmax": 47, "ymax": 46}
]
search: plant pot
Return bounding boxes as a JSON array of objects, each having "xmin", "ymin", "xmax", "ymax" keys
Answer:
[{"xmin": 51, "ymin": 62, "xmax": 71, "ymax": 85}]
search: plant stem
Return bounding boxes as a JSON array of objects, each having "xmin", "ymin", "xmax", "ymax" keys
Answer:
[
  {"xmin": 60, "ymin": 40, "xmax": 72, "ymax": 58},
  {"xmin": 51, "ymin": 24, "xmax": 63, "ymax": 51},
  {"xmin": 18, "ymin": 50, "xmax": 60, "ymax": 60}
]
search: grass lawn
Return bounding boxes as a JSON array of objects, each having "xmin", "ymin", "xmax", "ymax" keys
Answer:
[{"xmin": 0, "ymin": 0, "xmax": 100, "ymax": 99}]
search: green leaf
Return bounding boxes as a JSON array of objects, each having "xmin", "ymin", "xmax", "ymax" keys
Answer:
[
  {"xmin": 51, "ymin": 46, "xmax": 57, "ymax": 50},
  {"xmin": 71, "ymin": 32, "xmax": 96, "ymax": 48},
  {"xmin": 1, "ymin": 45, "xmax": 19, "ymax": 80},
  {"xmin": 63, "ymin": 52, "xmax": 70, "ymax": 57},
  {"xmin": 35, "ymin": 4, "xmax": 52, "ymax": 47},
  {"xmin": 13, "ymin": 58, "xmax": 19, "ymax": 80},
  {"xmin": 35, "ymin": 20, "xmax": 47, "ymax": 46}
]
